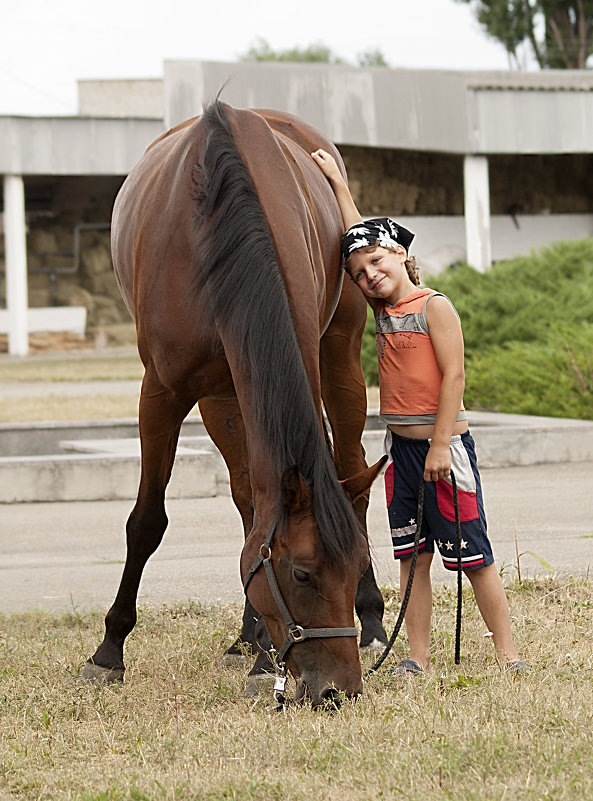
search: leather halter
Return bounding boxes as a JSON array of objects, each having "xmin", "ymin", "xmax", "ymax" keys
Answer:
[{"xmin": 243, "ymin": 518, "xmax": 359, "ymax": 668}]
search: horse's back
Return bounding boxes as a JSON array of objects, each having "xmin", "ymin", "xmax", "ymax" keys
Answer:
[
  {"xmin": 224, "ymin": 106, "xmax": 346, "ymax": 333},
  {"xmin": 111, "ymin": 104, "xmax": 349, "ymax": 378}
]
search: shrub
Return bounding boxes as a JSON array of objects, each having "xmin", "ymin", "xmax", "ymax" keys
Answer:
[{"xmin": 464, "ymin": 324, "xmax": 593, "ymax": 419}]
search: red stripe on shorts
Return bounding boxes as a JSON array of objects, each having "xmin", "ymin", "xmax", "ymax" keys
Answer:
[
  {"xmin": 436, "ymin": 479, "xmax": 479, "ymax": 522},
  {"xmin": 385, "ymin": 462, "xmax": 394, "ymax": 506}
]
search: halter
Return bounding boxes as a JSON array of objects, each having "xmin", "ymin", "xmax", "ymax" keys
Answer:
[{"xmin": 242, "ymin": 516, "xmax": 359, "ymax": 690}]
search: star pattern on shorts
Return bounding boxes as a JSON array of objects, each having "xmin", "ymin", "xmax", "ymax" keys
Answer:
[
  {"xmin": 445, "ymin": 541, "xmax": 454, "ymax": 550},
  {"xmin": 461, "ymin": 539, "xmax": 468, "ymax": 550},
  {"xmin": 409, "ymin": 518, "xmax": 415, "ymax": 526}
]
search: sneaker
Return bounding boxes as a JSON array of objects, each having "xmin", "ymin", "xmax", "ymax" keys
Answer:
[
  {"xmin": 389, "ymin": 659, "xmax": 423, "ymax": 676},
  {"xmin": 506, "ymin": 660, "xmax": 531, "ymax": 673}
]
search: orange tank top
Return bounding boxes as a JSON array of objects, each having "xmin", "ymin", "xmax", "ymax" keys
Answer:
[{"xmin": 375, "ymin": 289, "xmax": 466, "ymax": 421}]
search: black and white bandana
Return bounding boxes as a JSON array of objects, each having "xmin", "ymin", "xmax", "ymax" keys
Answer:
[{"xmin": 340, "ymin": 217, "xmax": 415, "ymax": 264}]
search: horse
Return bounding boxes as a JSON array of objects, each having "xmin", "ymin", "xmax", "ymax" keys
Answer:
[{"xmin": 80, "ymin": 100, "xmax": 387, "ymax": 706}]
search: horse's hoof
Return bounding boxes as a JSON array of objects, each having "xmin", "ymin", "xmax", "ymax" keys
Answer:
[
  {"xmin": 245, "ymin": 673, "xmax": 275, "ymax": 699},
  {"xmin": 78, "ymin": 661, "xmax": 125, "ymax": 685},
  {"xmin": 360, "ymin": 638, "xmax": 389, "ymax": 653},
  {"xmin": 220, "ymin": 652, "xmax": 246, "ymax": 668}
]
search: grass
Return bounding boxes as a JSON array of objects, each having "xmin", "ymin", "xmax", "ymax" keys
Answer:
[
  {"xmin": 0, "ymin": 350, "xmax": 144, "ymax": 423},
  {"xmin": 0, "ymin": 351, "xmax": 378, "ymax": 423},
  {"xmin": 0, "ymin": 355, "xmax": 143, "ymax": 384},
  {"xmin": 0, "ymin": 395, "xmax": 144, "ymax": 424},
  {"xmin": 1, "ymin": 577, "xmax": 592, "ymax": 800}
]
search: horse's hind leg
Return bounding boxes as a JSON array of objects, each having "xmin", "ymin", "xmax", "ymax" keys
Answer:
[{"xmin": 80, "ymin": 367, "xmax": 194, "ymax": 683}]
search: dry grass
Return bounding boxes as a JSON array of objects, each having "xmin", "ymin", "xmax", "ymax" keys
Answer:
[
  {"xmin": 0, "ymin": 356, "xmax": 143, "ymax": 385},
  {"xmin": 0, "ymin": 396, "xmax": 143, "ymax": 424},
  {"xmin": 0, "ymin": 352, "xmax": 377, "ymax": 424},
  {"xmin": 1, "ymin": 352, "xmax": 140, "ymax": 423},
  {"xmin": 1, "ymin": 577, "xmax": 592, "ymax": 801}
]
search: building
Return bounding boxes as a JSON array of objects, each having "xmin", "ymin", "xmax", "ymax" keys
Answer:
[{"xmin": 2, "ymin": 61, "xmax": 592, "ymax": 354}]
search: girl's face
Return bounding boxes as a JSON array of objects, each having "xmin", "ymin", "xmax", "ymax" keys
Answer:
[{"xmin": 346, "ymin": 245, "xmax": 408, "ymax": 304}]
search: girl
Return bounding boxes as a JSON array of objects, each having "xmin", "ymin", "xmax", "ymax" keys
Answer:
[{"xmin": 311, "ymin": 149, "xmax": 528, "ymax": 674}]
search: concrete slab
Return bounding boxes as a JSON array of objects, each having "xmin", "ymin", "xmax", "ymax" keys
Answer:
[
  {"xmin": 59, "ymin": 437, "xmax": 204, "ymax": 457},
  {"xmin": 1, "ymin": 411, "xmax": 593, "ymax": 503},
  {"xmin": 0, "ymin": 306, "xmax": 87, "ymax": 337},
  {"xmin": 0, "ymin": 450, "xmax": 219, "ymax": 503},
  {"xmin": 1, "ymin": 460, "xmax": 591, "ymax": 614}
]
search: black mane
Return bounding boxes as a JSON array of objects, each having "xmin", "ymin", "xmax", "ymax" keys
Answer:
[{"xmin": 191, "ymin": 101, "xmax": 360, "ymax": 565}]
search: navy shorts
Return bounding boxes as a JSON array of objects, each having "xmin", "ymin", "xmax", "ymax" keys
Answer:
[{"xmin": 384, "ymin": 429, "xmax": 494, "ymax": 572}]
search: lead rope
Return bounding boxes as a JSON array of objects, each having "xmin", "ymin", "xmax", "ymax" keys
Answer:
[
  {"xmin": 365, "ymin": 478, "xmax": 425, "ymax": 676},
  {"xmin": 366, "ymin": 470, "xmax": 463, "ymax": 677},
  {"xmin": 452, "ymin": 470, "xmax": 462, "ymax": 665}
]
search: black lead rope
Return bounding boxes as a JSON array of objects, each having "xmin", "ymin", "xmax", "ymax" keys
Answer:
[
  {"xmin": 365, "ymin": 479, "xmax": 425, "ymax": 677},
  {"xmin": 451, "ymin": 470, "xmax": 462, "ymax": 665},
  {"xmin": 366, "ymin": 469, "xmax": 463, "ymax": 677}
]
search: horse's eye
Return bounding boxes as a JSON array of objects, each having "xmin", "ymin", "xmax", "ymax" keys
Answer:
[{"xmin": 293, "ymin": 568, "xmax": 310, "ymax": 584}]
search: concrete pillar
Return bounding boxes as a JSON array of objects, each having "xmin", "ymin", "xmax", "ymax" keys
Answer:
[
  {"xmin": 463, "ymin": 155, "xmax": 491, "ymax": 272},
  {"xmin": 3, "ymin": 174, "xmax": 29, "ymax": 356}
]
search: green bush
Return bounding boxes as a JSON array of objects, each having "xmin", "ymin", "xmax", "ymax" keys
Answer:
[
  {"xmin": 361, "ymin": 238, "xmax": 593, "ymax": 420},
  {"xmin": 464, "ymin": 324, "xmax": 593, "ymax": 419},
  {"xmin": 430, "ymin": 238, "xmax": 593, "ymax": 355},
  {"xmin": 361, "ymin": 305, "xmax": 378, "ymax": 387}
]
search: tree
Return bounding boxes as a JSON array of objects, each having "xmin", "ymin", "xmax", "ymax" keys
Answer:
[
  {"xmin": 240, "ymin": 37, "xmax": 389, "ymax": 68},
  {"xmin": 456, "ymin": 0, "xmax": 593, "ymax": 69},
  {"xmin": 357, "ymin": 49, "xmax": 390, "ymax": 67}
]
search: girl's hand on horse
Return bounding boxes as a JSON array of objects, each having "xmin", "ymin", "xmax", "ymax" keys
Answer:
[{"xmin": 311, "ymin": 149, "xmax": 342, "ymax": 183}]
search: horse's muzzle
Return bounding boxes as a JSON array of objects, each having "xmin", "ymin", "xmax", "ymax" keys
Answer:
[{"xmin": 295, "ymin": 676, "xmax": 363, "ymax": 710}]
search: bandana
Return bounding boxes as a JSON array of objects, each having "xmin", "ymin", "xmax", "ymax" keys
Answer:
[{"xmin": 340, "ymin": 218, "xmax": 415, "ymax": 264}]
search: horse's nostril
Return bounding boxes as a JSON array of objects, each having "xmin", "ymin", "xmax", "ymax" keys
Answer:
[{"xmin": 315, "ymin": 687, "xmax": 344, "ymax": 711}]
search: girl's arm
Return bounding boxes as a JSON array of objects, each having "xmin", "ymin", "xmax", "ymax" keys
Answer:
[
  {"xmin": 424, "ymin": 296, "xmax": 466, "ymax": 482},
  {"xmin": 311, "ymin": 149, "xmax": 363, "ymax": 231}
]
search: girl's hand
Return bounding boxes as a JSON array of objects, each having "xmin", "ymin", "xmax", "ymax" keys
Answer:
[
  {"xmin": 311, "ymin": 149, "xmax": 342, "ymax": 183},
  {"xmin": 311, "ymin": 148, "xmax": 363, "ymax": 231},
  {"xmin": 423, "ymin": 442, "xmax": 451, "ymax": 482}
]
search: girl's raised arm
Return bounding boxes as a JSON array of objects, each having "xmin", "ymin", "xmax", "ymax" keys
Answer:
[{"xmin": 311, "ymin": 149, "xmax": 363, "ymax": 231}]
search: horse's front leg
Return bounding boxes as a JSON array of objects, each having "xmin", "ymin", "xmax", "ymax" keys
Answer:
[
  {"xmin": 80, "ymin": 368, "xmax": 193, "ymax": 683},
  {"xmin": 198, "ymin": 397, "xmax": 275, "ymax": 686},
  {"xmin": 320, "ymin": 281, "xmax": 388, "ymax": 650}
]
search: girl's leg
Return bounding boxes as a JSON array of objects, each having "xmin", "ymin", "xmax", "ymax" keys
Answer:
[
  {"xmin": 464, "ymin": 563, "xmax": 520, "ymax": 664},
  {"xmin": 399, "ymin": 551, "xmax": 434, "ymax": 669}
]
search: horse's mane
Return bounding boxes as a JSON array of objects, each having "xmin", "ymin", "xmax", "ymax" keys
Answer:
[{"xmin": 191, "ymin": 101, "xmax": 359, "ymax": 565}]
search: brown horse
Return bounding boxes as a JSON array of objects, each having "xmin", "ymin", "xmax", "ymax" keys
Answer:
[{"xmin": 80, "ymin": 101, "xmax": 387, "ymax": 706}]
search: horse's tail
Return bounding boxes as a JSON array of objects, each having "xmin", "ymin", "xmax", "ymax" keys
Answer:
[{"xmin": 191, "ymin": 101, "xmax": 359, "ymax": 562}]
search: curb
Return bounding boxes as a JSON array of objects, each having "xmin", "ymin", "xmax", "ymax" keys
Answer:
[{"xmin": 1, "ymin": 412, "xmax": 593, "ymax": 504}]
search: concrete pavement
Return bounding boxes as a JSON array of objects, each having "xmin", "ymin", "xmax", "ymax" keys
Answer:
[
  {"xmin": 2, "ymin": 408, "xmax": 593, "ymax": 503},
  {"xmin": 1, "ymin": 459, "xmax": 591, "ymax": 613},
  {"xmin": 1, "ymin": 363, "xmax": 592, "ymax": 612}
]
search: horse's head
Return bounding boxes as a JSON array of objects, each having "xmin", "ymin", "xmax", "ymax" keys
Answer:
[{"xmin": 240, "ymin": 458, "xmax": 385, "ymax": 708}]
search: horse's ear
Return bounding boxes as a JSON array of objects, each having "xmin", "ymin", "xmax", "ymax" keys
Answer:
[
  {"xmin": 281, "ymin": 466, "xmax": 311, "ymax": 514},
  {"xmin": 340, "ymin": 456, "xmax": 388, "ymax": 504}
]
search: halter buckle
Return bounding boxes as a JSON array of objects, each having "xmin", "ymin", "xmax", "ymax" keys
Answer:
[{"xmin": 289, "ymin": 625, "xmax": 304, "ymax": 642}]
